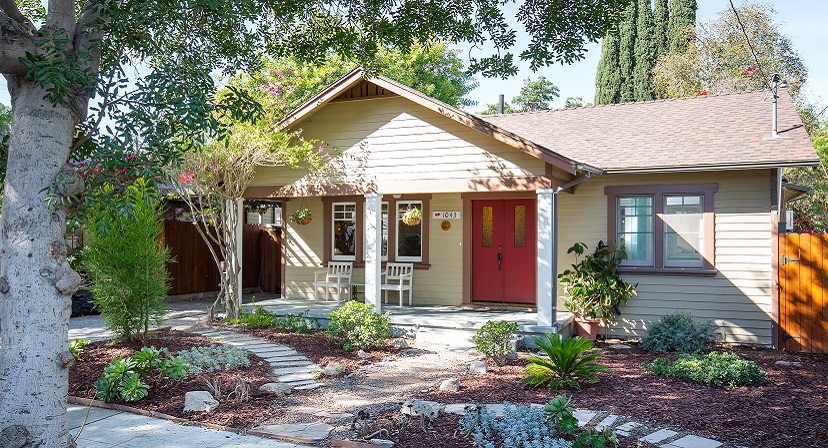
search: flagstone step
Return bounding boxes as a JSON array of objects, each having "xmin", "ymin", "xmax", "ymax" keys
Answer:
[
  {"xmin": 278, "ymin": 372, "xmax": 319, "ymax": 383},
  {"xmin": 273, "ymin": 365, "xmax": 320, "ymax": 376}
]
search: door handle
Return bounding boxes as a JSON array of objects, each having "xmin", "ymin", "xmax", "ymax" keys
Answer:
[{"xmin": 497, "ymin": 253, "xmax": 502, "ymax": 270}]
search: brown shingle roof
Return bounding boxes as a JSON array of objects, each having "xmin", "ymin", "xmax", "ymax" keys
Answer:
[{"xmin": 480, "ymin": 90, "xmax": 819, "ymax": 173}]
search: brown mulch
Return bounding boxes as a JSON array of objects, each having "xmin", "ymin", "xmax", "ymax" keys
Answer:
[
  {"xmin": 418, "ymin": 344, "xmax": 828, "ymax": 448},
  {"xmin": 68, "ymin": 330, "xmax": 282, "ymax": 428},
  {"xmin": 241, "ymin": 328, "xmax": 401, "ymax": 372}
]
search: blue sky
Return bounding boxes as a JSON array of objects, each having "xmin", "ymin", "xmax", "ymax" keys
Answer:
[
  {"xmin": 1, "ymin": 1, "xmax": 825, "ymax": 116},
  {"xmin": 460, "ymin": 0, "xmax": 828, "ymax": 112}
]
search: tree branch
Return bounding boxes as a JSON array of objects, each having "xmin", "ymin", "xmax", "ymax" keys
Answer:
[
  {"xmin": 0, "ymin": 11, "xmax": 38, "ymax": 76},
  {"xmin": 0, "ymin": 0, "xmax": 34, "ymax": 30},
  {"xmin": 46, "ymin": 0, "xmax": 76, "ymax": 34}
]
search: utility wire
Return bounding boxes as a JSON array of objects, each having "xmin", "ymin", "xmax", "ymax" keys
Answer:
[{"xmin": 729, "ymin": 0, "xmax": 771, "ymax": 91}]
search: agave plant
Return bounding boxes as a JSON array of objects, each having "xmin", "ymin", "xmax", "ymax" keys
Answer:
[{"xmin": 521, "ymin": 333, "xmax": 610, "ymax": 390}]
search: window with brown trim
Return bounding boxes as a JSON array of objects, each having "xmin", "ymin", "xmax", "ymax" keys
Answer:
[
  {"xmin": 321, "ymin": 195, "xmax": 430, "ymax": 267},
  {"xmin": 605, "ymin": 184, "xmax": 717, "ymax": 274}
]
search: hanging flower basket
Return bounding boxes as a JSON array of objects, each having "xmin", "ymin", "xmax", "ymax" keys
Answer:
[
  {"xmin": 290, "ymin": 208, "xmax": 313, "ymax": 226},
  {"xmin": 401, "ymin": 207, "xmax": 422, "ymax": 226}
]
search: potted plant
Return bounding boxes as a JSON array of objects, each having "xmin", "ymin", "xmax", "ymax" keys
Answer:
[
  {"xmin": 401, "ymin": 206, "xmax": 422, "ymax": 226},
  {"xmin": 558, "ymin": 241, "xmax": 637, "ymax": 339},
  {"xmin": 290, "ymin": 208, "xmax": 313, "ymax": 225}
]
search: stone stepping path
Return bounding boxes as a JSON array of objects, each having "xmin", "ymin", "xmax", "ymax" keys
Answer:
[{"xmin": 194, "ymin": 329, "xmax": 323, "ymax": 390}]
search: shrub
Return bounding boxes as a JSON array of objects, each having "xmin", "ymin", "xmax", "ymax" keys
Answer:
[
  {"xmin": 178, "ymin": 344, "xmax": 251, "ymax": 375},
  {"xmin": 641, "ymin": 312, "xmax": 716, "ymax": 354},
  {"xmin": 232, "ymin": 307, "xmax": 277, "ymax": 328},
  {"xmin": 326, "ymin": 301, "xmax": 391, "ymax": 351},
  {"xmin": 522, "ymin": 333, "xmax": 610, "ymax": 391},
  {"xmin": 642, "ymin": 352, "xmax": 767, "ymax": 388},
  {"xmin": 280, "ymin": 310, "xmax": 319, "ymax": 333},
  {"xmin": 94, "ymin": 346, "xmax": 189, "ymax": 403},
  {"xmin": 68, "ymin": 339, "xmax": 89, "ymax": 359},
  {"xmin": 558, "ymin": 241, "xmax": 637, "ymax": 320},
  {"xmin": 473, "ymin": 321, "xmax": 519, "ymax": 367},
  {"xmin": 84, "ymin": 179, "xmax": 171, "ymax": 341}
]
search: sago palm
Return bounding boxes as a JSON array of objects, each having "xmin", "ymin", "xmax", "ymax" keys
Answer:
[{"xmin": 522, "ymin": 333, "xmax": 611, "ymax": 390}]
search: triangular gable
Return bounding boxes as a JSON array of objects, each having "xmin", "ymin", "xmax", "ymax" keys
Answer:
[{"xmin": 278, "ymin": 67, "xmax": 586, "ymax": 175}]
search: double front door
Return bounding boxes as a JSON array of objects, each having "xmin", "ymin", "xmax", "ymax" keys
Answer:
[{"xmin": 471, "ymin": 199, "xmax": 536, "ymax": 304}]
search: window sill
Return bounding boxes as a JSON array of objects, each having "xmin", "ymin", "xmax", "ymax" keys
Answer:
[{"xmin": 617, "ymin": 267, "xmax": 717, "ymax": 277}]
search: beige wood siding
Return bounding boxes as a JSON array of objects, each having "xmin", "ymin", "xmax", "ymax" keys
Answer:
[
  {"xmin": 558, "ymin": 170, "xmax": 774, "ymax": 344},
  {"xmin": 282, "ymin": 194, "xmax": 465, "ymax": 305},
  {"xmin": 249, "ymin": 97, "xmax": 547, "ymax": 193}
]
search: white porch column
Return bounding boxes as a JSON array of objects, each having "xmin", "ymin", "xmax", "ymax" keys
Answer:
[
  {"xmin": 536, "ymin": 189, "xmax": 558, "ymax": 326},
  {"xmin": 364, "ymin": 193, "xmax": 383, "ymax": 312},
  {"xmin": 235, "ymin": 198, "xmax": 244, "ymax": 306}
]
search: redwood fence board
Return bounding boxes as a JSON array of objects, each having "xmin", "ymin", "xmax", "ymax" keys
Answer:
[{"xmin": 779, "ymin": 233, "xmax": 828, "ymax": 353}]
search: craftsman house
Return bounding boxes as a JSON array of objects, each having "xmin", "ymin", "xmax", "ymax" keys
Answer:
[{"xmin": 244, "ymin": 68, "xmax": 818, "ymax": 345}]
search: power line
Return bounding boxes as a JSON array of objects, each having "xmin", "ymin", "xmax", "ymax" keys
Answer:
[{"xmin": 729, "ymin": 0, "xmax": 771, "ymax": 91}]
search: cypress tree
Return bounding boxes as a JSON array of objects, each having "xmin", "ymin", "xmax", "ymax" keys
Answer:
[
  {"xmin": 618, "ymin": 0, "xmax": 638, "ymax": 102},
  {"xmin": 594, "ymin": 32, "xmax": 622, "ymax": 104},
  {"xmin": 633, "ymin": 0, "xmax": 655, "ymax": 101},
  {"xmin": 653, "ymin": 0, "xmax": 669, "ymax": 59},
  {"xmin": 668, "ymin": 0, "xmax": 698, "ymax": 54}
]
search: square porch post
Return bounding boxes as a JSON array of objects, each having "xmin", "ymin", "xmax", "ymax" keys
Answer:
[
  {"xmin": 364, "ymin": 193, "xmax": 383, "ymax": 312},
  {"xmin": 536, "ymin": 189, "xmax": 558, "ymax": 326}
]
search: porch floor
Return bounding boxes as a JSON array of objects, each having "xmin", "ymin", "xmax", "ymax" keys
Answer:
[{"xmin": 243, "ymin": 294, "xmax": 573, "ymax": 338}]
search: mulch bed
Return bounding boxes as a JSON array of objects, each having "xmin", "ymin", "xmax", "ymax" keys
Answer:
[
  {"xmin": 240, "ymin": 328, "xmax": 401, "ymax": 372},
  {"xmin": 68, "ymin": 329, "xmax": 282, "ymax": 428},
  {"xmin": 417, "ymin": 344, "xmax": 828, "ymax": 448}
]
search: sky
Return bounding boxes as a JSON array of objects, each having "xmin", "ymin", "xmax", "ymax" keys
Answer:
[
  {"xmin": 459, "ymin": 0, "xmax": 828, "ymax": 112},
  {"xmin": 0, "ymin": 1, "xmax": 826, "ymax": 115}
]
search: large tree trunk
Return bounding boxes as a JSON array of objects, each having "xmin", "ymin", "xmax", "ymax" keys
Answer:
[{"xmin": 0, "ymin": 78, "xmax": 81, "ymax": 448}]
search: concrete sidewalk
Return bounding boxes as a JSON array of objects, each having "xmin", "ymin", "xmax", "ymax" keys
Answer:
[
  {"xmin": 68, "ymin": 405, "xmax": 306, "ymax": 448},
  {"xmin": 69, "ymin": 299, "xmax": 213, "ymax": 341}
]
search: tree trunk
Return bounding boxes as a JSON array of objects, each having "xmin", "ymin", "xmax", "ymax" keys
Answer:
[{"xmin": 0, "ymin": 78, "xmax": 80, "ymax": 448}]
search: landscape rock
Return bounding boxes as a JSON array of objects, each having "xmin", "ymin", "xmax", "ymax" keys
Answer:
[
  {"xmin": 325, "ymin": 363, "xmax": 346, "ymax": 376},
  {"xmin": 400, "ymin": 399, "xmax": 440, "ymax": 419},
  {"xmin": 183, "ymin": 391, "xmax": 219, "ymax": 413},
  {"xmin": 259, "ymin": 382, "xmax": 293, "ymax": 396},
  {"xmin": 775, "ymin": 360, "xmax": 804, "ymax": 367},
  {"xmin": 439, "ymin": 378, "xmax": 461, "ymax": 392},
  {"xmin": 370, "ymin": 439, "xmax": 395, "ymax": 447},
  {"xmin": 608, "ymin": 344, "xmax": 632, "ymax": 350},
  {"xmin": 468, "ymin": 360, "xmax": 488, "ymax": 374},
  {"xmin": 357, "ymin": 350, "xmax": 374, "ymax": 359},
  {"xmin": 392, "ymin": 338, "xmax": 409, "ymax": 349}
]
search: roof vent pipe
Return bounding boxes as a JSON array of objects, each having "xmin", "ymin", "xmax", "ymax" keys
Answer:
[
  {"xmin": 498, "ymin": 94, "xmax": 505, "ymax": 114},
  {"xmin": 771, "ymin": 73, "xmax": 788, "ymax": 139}
]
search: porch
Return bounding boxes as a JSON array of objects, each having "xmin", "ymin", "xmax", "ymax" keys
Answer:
[{"xmin": 243, "ymin": 294, "xmax": 574, "ymax": 347}]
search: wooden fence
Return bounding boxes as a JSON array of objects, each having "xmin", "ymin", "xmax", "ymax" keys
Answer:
[
  {"xmin": 164, "ymin": 221, "xmax": 281, "ymax": 296},
  {"xmin": 779, "ymin": 233, "xmax": 828, "ymax": 353}
]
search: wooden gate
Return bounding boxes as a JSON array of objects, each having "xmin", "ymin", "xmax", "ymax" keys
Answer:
[
  {"xmin": 779, "ymin": 233, "xmax": 828, "ymax": 352},
  {"xmin": 164, "ymin": 221, "xmax": 282, "ymax": 295}
]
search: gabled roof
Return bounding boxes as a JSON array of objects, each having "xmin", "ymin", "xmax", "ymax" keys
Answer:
[
  {"xmin": 278, "ymin": 67, "xmax": 588, "ymax": 175},
  {"xmin": 278, "ymin": 68, "xmax": 819, "ymax": 174},
  {"xmin": 481, "ymin": 90, "xmax": 819, "ymax": 173}
]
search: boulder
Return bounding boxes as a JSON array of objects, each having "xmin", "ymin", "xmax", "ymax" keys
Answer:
[
  {"xmin": 357, "ymin": 350, "xmax": 373, "ymax": 359},
  {"xmin": 183, "ymin": 391, "xmax": 219, "ymax": 413},
  {"xmin": 325, "ymin": 363, "xmax": 346, "ymax": 376},
  {"xmin": 468, "ymin": 360, "xmax": 488, "ymax": 374},
  {"xmin": 608, "ymin": 344, "xmax": 632, "ymax": 350},
  {"xmin": 400, "ymin": 399, "xmax": 440, "ymax": 419},
  {"xmin": 775, "ymin": 360, "xmax": 804, "ymax": 367},
  {"xmin": 259, "ymin": 382, "xmax": 294, "ymax": 396},
  {"xmin": 370, "ymin": 439, "xmax": 395, "ymax": 447},
  {"xmin": 439, "ymin": 378, "xmax": 460, "ymax": 392},
  {"xmin": 392, "ymin": 338, "xmax": 409, "ymax": 349}
]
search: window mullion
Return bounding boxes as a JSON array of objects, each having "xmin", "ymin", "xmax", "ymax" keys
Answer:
[{"xmin": 655, "ymin": 193, "xmax": 664, "ymax": 269}]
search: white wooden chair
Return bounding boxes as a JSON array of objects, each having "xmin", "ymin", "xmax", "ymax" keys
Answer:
[
  {"xmin": 313, "ymin": 261, "xmax": 353, "ymax": 302},
  {"xmin": 381, "ymin": 262, "xmax": 414, "ymax": 307}
]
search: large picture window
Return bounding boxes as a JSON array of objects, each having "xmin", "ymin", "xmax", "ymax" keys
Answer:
[{"xmin": 606, "ymin": 184, "xmax": 716, "ymax": 273}]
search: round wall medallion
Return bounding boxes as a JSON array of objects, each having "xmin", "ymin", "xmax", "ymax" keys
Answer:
[{"xmin": 441, "ymin": 220, "xmax": 451, "ymax": 231}]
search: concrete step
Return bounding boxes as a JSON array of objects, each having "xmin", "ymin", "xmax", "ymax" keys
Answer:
[
  {"xmin": 272, "ymin": 365, "xmax": 320, "ymax": 375},
  {"xmin": 278, "ymin": 372, "xmax": 318, "ymax": 383}
]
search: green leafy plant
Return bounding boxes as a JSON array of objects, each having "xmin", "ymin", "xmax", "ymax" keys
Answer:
[
  {"xmin": 230, "ymin": 307, "xmax": 278, "ymax": 328},
  {"xmin": 94, "ymin": 347, "xmax": 189, "ymax": 403},
  {"xmin": 544, "ymin": 395, "xmax": 579, "ymax": 435},
  {"xmin": 132, "ymin": 346, "xmax": 164, "ymax": 375},
  {"xmin": 280, "ymin": 310, "xmax": 319, "ymax": 333},
  {"xmin": 326, "ymin": 301, "xmax": 391, "ymax": 351},
  {"xmin": 84, "ymin": 179, "xmax": 172, "ymax": 341},
  {"xmin": 289, "ymin": 208, "xmax": 313, "ymax": 224},
  {"xmin": 177, "ymin": 344, "xmax": 251, "ymax": 375},
  {"xmin": 522, "ymin": 333, "xmax": 611, "ymax": 390},
  {"xmin": 401, "ymin": 206, "xmax": 422, "ymax": 225},
  {"xmin": 472, "ymin": 320, "xmax": 519, "ymax": 367},
  {"xmin": 159, "ymin": 357, "xmax": 190, "ymax": 381},
  {"xmin": 641, "ymin": 312, "xmax": 716, "ymax": 354},
  {"xmin": 642, "ymin": 352, "xmax": 767, "ymax": 388},
  {"xmin": 117, "ymin": 373, "xmax": 150, "ymax": 402},
  {"xmin": 68, "ymin": 339, "xmax": 89, "ymax": 359},
  {"xmin": 558, "ymin": 241, "xmax": 637, "ymax": 321},
  {"xmin": 94, "ymin": 358, "xmax": 146, "ymax": 403},
  {"xmin": 574, "ymin": 427, "xmax": 619, "ymax": 448}
]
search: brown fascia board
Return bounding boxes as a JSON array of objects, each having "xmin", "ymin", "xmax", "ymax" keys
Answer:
[
  {"xmin": 601, "ymin": 159, "xmax": 820, "ymax": 174},
  {"xmin": 277, "ymin": 67, "xmax": 585, "ymax": 175}
]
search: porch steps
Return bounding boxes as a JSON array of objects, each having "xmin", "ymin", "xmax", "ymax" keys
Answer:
[{"xmin": 193, "ymin": 329, "xmax": 324, "ymax": 390}]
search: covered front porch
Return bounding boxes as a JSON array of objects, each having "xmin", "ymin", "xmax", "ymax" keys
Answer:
[{"xmin": 243, "ymin": 294, "xmax": 574, "ymax": 347}]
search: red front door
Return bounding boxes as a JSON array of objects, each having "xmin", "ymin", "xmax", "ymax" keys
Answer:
[{"xmin": 471, "ymin": 199, "xmax": 536, "ymax": 304}]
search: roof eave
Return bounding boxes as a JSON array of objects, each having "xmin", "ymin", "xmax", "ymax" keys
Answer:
[{"xmin": 601, "ymin": 160, "xmax": 821, "ymax": 174}]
